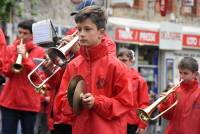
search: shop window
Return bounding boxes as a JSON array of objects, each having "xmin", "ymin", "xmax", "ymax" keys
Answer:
[{"xmin": 138, "ymin": 46, "xmax": 159, "ymax": 93}]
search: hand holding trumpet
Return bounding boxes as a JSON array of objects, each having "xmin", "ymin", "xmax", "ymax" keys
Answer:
[
  {"xmin": 17, "ymin": 40, "xmax": 26, "ymax": 57},
  {"xmin": 58, "ymin": 33, "xmax": 80, "ymax": 54}
]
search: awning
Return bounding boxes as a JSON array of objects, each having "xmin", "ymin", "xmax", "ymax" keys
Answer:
[
  {"xmin": 108, "ymin": 17, "xmax": 160, "ymax": 31},
  {"xmin": 108, "ymin": 17, "xmax": 200, "ymax": 49}
]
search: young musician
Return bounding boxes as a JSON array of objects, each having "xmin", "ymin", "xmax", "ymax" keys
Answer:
[
  {"xmin": 0, "ymin": 19, "xmax": 46, "ymax": 134},
  {"xmin": 158, "ymin": 57, "xmax": 200, "ymax": 134},
  {"xmin": 54, "ymin": 6, "xmax": 135, "ymax": 134},
  {"xmin": 52, "ymin": 1, "xmax": 114, "ymax": 134}
]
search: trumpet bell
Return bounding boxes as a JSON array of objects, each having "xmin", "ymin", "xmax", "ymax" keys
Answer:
[
  {"xmin": 67, "ymin": 75, "xmax": 85, "ymax": 115},
  {"xmin": 47, "ymin": 47, "xmax": 66, "ymax": 67},
  {"xmin": 137, "ymin": 108, "xmax": 151, "ymax": 122},
  {"xmin": 12, "ymin": 63, "xmax": 23, "ymax": 73}
]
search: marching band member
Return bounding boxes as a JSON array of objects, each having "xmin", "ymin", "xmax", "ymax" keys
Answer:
[
  {"xmin": 0, "ymin": 19, "xmax": 46, "ymax": 134},
  {"xmin": 158, "ymin": 57, "xmax": 200, "ymax": 134},
  {"xmin": 117, "ymin": 48, "xmax": 149, "ymax": 134},
  {"xmin": 55, "ymin": 6, "xmax": 135, "ymax": 134}
]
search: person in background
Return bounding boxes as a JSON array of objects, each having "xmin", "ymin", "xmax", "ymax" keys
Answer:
[
  {"xmin": 158, "ymin": 57, "xmax": 200, "ymax": 134},
  {"xmin": 117, "ymin": 47, "xmax": 149, "ymax": 134},
  {"xmin": 0, "ymin": 19, "xmax": 46, "ymax": 134}
]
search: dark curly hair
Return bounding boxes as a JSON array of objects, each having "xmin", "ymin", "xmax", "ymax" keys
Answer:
[{"xmin": 74, "ymin": 6, "xmax": 107, "ymax": 30}]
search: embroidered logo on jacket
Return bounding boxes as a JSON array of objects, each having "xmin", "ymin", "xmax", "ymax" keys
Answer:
[{"xmin": 96, "ymin": 77, "xmax": 107, "ymax": 89}]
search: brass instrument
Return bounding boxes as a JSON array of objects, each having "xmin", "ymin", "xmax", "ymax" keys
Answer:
[
  {"xmin": 12, "ymin": 39, "xmax": 24, "ymax": 73},
  {"xmin": 137, "ymin": 80, "xmax": 183, "ymax": 122},
  {"xmin": 28, "ymin": 31, "xmax": 79, "ymax": 92}
]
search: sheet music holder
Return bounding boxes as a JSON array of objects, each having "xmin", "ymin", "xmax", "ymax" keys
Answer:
[{"xmin": 32, "ymin": 19, "xmax": 58, "ymax": 47}]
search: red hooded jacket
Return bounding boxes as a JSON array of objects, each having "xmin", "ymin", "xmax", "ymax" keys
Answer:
[
  {"xmin": 0, "ymin": 39, "xmax": 46, "ymax": 112},
  {"xmin": 52, "ymin": 33, "xmax": 116, "ymax": 126},
  {"xmin": 158, "ymin": 80, "xmax": 200, "ymax": 134},
  {"xmin": 127, "ymin": 68, "xmax": 149, "ymax": 128},
  {"xmin": 53, "ymin": 35, "xmax": 134, "ymax": 134}
]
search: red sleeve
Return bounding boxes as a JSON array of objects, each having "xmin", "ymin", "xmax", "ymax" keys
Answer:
[
  {"xmin": 138, "ymin": 77, "xmax": 150, "ymax": 128},
  {"xmin": 0, "ymin": 29, "xmax": 7, "ymax": 73},
  {"xmin": 53, "ymin": 63, "xmax": 75, "ymax": 124},
  {"xmin": 0, "ymin": 28, "xmax": 6, "ymax": 47},
  {"xmin": 158, "ymin": 92, "xmax": 176, "ymax": 120},
  {"xmin": 2, "ymin": 45, "xmax": 16, "ymax": 77}
]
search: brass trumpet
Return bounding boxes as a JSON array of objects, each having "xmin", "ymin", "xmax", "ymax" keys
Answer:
[
  {"xmin": 12, "ymin": 39, "xmax": 24, "ymax": 73},
  {"xmin": 28, "ymin": 31, "xmax": 79, "ymax": 91},
  {"xmin": 137, "ymin": 80, "xmax": 183, "ymax": 122}
]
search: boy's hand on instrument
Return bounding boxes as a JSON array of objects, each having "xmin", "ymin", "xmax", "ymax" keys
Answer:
[
  {"xmin": 81, "ymin": 93, "xmax": 95, "ymax": 109},
  {"xmin": 160, "ymin": 92, "xmax": 168, "ymax": 102},
  {"xmin": 17, "ymin": 44, "xmax": 26, "ymax": 56},
  {"xmin": 59, "ymin": 35, "xmax": 74, "ymax": 48},
  {"xmin": 59, "ymin": 35, "xmax": 80, "ymax": 53}
]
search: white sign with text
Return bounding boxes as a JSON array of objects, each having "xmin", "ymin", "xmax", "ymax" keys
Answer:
[{"xmin": 159, "ymin": 22, "xmax": 182, "ymax": 50}]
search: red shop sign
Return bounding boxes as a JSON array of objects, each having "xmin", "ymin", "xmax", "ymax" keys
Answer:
[
  {"xmin": 115, "ymin": 28, "xmax": 159, "ymax": 45},
  {"xmin": 182, "ymin": 34, "xmax": 200, "ymax": 48}
]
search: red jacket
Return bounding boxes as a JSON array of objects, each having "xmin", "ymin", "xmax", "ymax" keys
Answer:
[
  {"xmin": 53, "ymin": 36, "xmax": 134, "ymax": 134},
  {"xmin": 52, "ymin": 33, "xmax": 116, "ymax": 126},
  {"xmin": 158, "ymin": 80, "xmax": 200, "ymax": 134},
  {"xmin": 127, "ymin": 68, "xmax": 149, "ymax": 128},
  {"xmin": 0, "ymin": 39, "xmax": 46, "ymax": 112},
  {"xmin": 46, "ymin": 68, "xmax": 65, "ymax": 130},
  {"xmin": 0, "ymin": 28, "xmax": 7, "ymax": 72}
]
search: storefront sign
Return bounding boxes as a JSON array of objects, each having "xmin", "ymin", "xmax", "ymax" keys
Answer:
[
  {"xmin": 115, "ymin": 28, "xmax": 159, "ymax": 45},
  {"xmin": 183, "ymin": 34, "xmax": 200, "ymax": 48},
  {"xmin": 159, "ymin": 22, "xmax": 182, "ymax": 50}
]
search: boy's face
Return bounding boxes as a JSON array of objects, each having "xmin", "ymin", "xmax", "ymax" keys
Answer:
[
  {"xmin": 117, "ymin": 52, "xmax": 133, "ymax": 68},
  {"xmin": 18, "ymin": 27, "xmax": 32, "ymax": 42},
  {"xmin": 76, "ymin": 18, "xmax": 104, "ymax": 47},
  {"xmin": 179, "ymin": 68, "xmax": 197, "ymax": 82}
]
